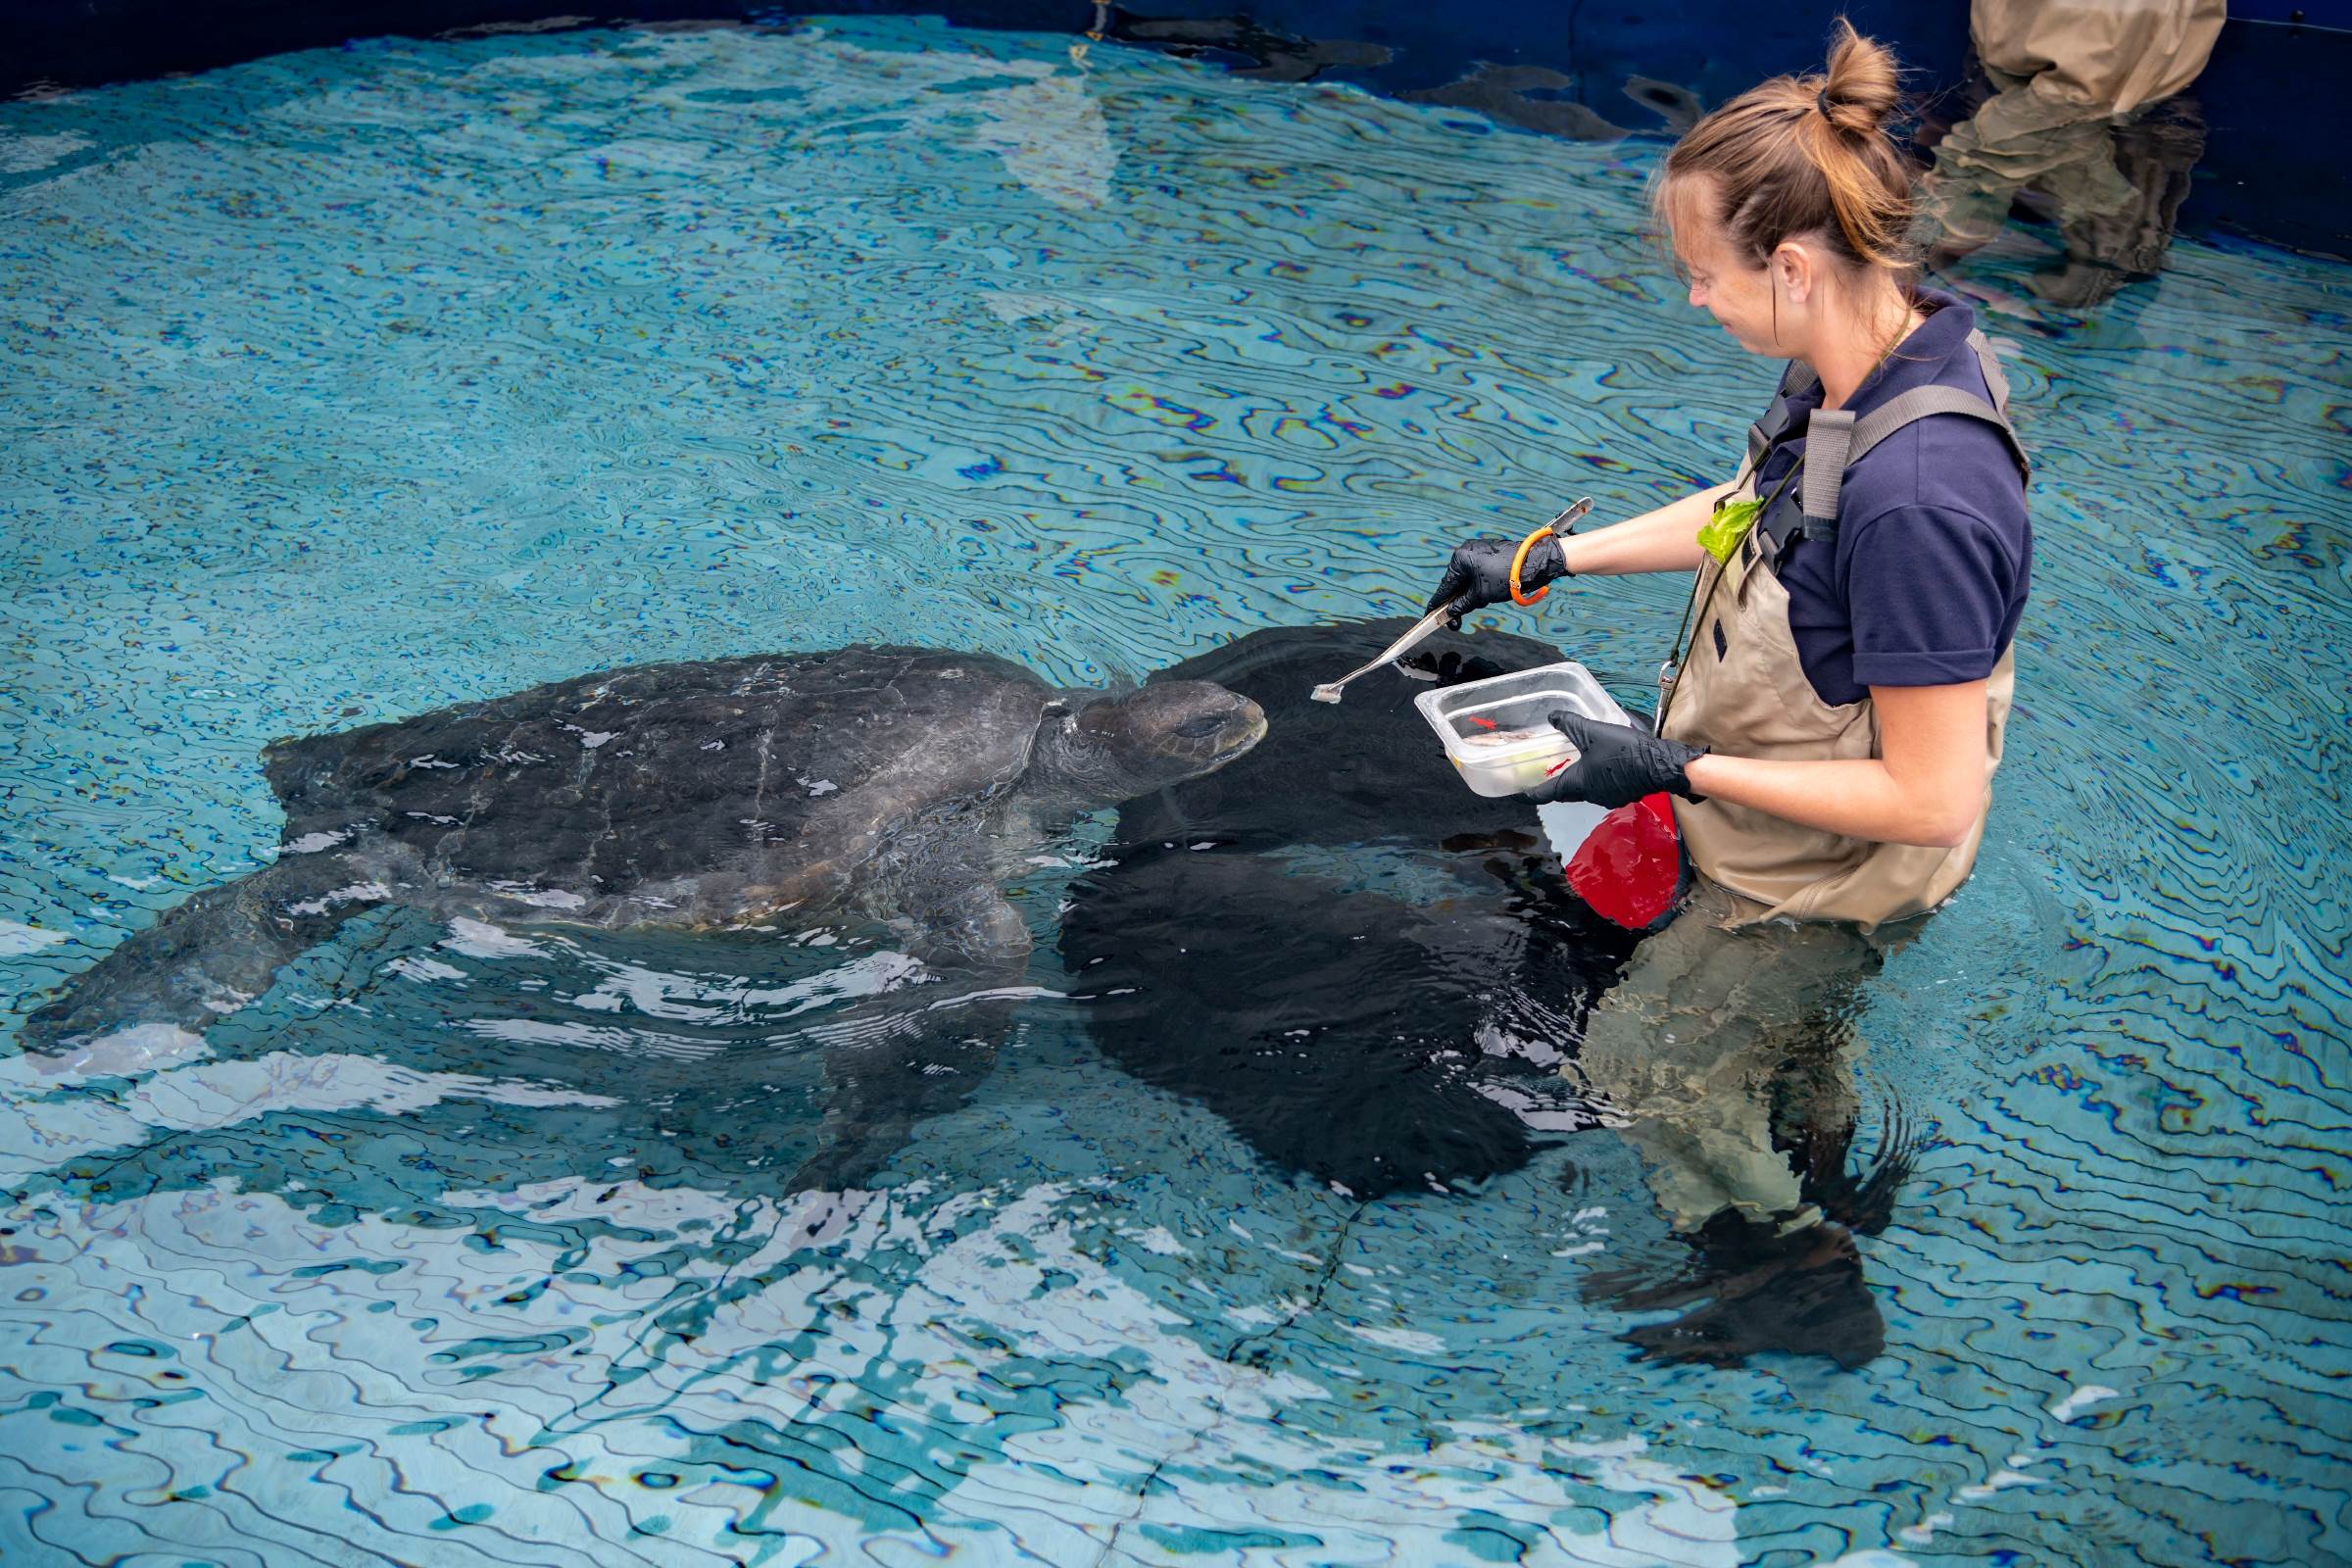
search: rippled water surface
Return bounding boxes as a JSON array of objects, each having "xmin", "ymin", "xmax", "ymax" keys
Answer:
[{"xmin": 3, "ymin": 16, "xmax": 2348, "ymax": 1565}]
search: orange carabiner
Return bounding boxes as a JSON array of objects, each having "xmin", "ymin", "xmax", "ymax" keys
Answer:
[{"xmin": 1508, "ymin": 523, "xmax": 1557, "ymax": 607}]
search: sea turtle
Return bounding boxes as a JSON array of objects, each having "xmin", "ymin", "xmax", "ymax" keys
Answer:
[{"xmin": 24, "ymin": 645, "xmax": 1265, "ymax": 1054}]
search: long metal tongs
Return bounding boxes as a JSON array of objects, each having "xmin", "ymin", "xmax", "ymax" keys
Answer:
[
  {"xmin": 1309, "ymin": 498, "xmax": 1593, "ymax": 705},
  {"xmin": 1309, "ymin": 600, "xmax": 1459, "ymax": 704}
]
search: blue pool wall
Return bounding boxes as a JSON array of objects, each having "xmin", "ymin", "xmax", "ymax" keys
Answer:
[{"xmin": 3, "ymin": 1, "xmax": 2347, "ymax": 259}]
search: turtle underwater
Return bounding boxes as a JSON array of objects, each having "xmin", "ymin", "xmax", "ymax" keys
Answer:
[{"xmin": 24, "ymin": 645, "xmax": 1265, "ymax": 1055}]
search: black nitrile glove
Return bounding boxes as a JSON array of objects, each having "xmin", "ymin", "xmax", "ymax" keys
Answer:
[
  {"xmin": 1396, "ymin": 649, "xmax": 1510, "ymax": 687},
  {"xmin": 1527, "ymin": 710, "xmax": 1709, "ymax": 808},
  {"xmin": 1425, "ymin": 535, "xmax": 1568, "ymax": 628}
]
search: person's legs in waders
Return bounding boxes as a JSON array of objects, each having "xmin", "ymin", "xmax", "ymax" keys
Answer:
[{"xmin": 1571, "ymin": 878, "xmax": 1911, "ymax": 1366}]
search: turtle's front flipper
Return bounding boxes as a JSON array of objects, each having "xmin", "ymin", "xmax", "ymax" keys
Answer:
[
  {"xmin": 19, "ymin": 853, "xmax": 393, "ymax": 1057},
  {"xmin": 787, "ymin": 884, "xmax": 1034, "ymax": 1193},
  {"xmin": 894, "ymin": 882, "xmax": 1035, "ymax": 973}
]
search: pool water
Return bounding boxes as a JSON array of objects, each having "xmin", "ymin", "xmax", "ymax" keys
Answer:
[{"xmin": 3, "ymin": 15, "xmax": 2348, "ymax": 1564}]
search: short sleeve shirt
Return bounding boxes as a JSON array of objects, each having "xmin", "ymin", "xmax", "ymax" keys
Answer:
[{"xmin": 1749, "ymin": 288, "xmax": 2033, "ymax": 707}]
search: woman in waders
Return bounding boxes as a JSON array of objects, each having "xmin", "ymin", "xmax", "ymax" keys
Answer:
[{"xmin": 1427, "ymin": 23, "xmax": 2031, "ymax": 1352}]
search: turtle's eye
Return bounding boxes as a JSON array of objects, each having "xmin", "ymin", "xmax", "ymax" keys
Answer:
[{"xmin": 1173, "ymin": 714, "xmax": 1227, "ymax": 739}]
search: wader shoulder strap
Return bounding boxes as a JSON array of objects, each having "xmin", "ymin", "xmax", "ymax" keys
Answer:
[
  {"xmin": 1797, "ymin": 407, "xmax": 1858, "ymax": 540},
  {"xmin": 1796, "ymin": 377, "xmax": 2027, "ymax": 544},
  {"xmin": 1845, "ymin": 386, "xmax": 2027, "ymax": 473},
  {"xmin": 1965, "ymin": 327, "xmax": 2013, "ymax": 416},
  {"xmin": 1759, "ymin": 322, "xmax": 2027, "ymax": 552}
]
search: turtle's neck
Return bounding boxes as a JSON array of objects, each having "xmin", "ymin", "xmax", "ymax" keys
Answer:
[{"xmin": 1022, "ymin": 699, "xmax": 1123, "ymax": 808}]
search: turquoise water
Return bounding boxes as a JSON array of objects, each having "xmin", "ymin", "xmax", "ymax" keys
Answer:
[{"xmin": 2, "ymin": 15, "xmax": 2348, "ymax": 1564}]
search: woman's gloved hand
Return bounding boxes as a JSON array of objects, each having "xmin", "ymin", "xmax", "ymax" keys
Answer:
[
  {"xmin": 1528, "ymin": 710, "xmax": 1709, "ymax": 808},
  {"xmin": 1425, "ymin": 535, "xmax": 1567, "ymax": 628}
]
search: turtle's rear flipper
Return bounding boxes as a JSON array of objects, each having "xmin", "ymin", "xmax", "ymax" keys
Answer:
[
  {"xmin": 786, "ymin": 991, "xmax": 1016, "ymax": 1195},
  {"xmin": 20, "ymin": 854, "xmax": 391, "ymax": 1059},
  {"xmin": 785, "ymin": 887, "xmax": 1037, "ymax": 1193}
]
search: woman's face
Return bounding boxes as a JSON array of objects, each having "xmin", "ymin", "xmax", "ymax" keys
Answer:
[{"xmin": 1665, "ymin": 177, "xmax": 1785, "ymax": 356}]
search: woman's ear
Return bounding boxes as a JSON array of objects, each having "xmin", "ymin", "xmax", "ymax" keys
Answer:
[{"xmin": 1774, "ymin": 242, "xmax": 1813, "ymax": 306}]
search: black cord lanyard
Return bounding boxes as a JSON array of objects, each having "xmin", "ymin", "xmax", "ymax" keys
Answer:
[{"xmin": 1653, "ymin": 447, "xmax": 1807, "ymax": 734}]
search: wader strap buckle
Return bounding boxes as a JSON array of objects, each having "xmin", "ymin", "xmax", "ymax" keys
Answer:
[{"xmin": 1746, "ymin": 359, "xmax": 1817, "ymax": 466}]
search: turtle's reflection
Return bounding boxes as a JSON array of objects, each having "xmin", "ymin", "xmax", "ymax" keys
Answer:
[{"xmin": 1061, "ymin": 622, "xmax": 1638, "ymax": 1200}]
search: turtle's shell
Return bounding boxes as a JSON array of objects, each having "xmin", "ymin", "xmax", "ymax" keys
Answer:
[{"xmin": 261, "ymin": 646, "xmax": 1059, "ymax": 908}]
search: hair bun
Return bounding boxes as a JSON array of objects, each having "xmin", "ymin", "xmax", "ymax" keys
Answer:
[
  {"xmin": 1819, "ymin": 18, "xmax": 1900, "ymax": 135},
  {"xmin": 1652, "ymin": 16, "xmax": 1920, "ymax": 271}
]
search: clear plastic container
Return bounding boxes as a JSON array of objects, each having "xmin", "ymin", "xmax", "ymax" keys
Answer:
[{"xmin": 1413, "ymin": 661, "xmax": 1632, "ymax": 800}]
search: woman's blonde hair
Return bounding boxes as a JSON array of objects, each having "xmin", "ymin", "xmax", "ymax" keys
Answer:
[{"xmin": 1655, "ymin": 19, "xmax": 1919, "ymax": 274}]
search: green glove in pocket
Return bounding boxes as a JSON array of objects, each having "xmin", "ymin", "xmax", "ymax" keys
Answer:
[{"xmin": 1696, "ymin": 498, "xmax": 1761, "ymax": 564}]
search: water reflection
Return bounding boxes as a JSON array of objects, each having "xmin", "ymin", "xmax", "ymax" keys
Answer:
[
  {"xmin": 1087, "ymin": 0, "xmax": 2223, "ymax": 307},
  {"xmin": 1918, "ymin": 0, "xmax": 2221, "ymax": 306},
  {"xmin": 1921, "ymin": 81, "xmax": 2210, "ymax": 309},
  {"xmin": 1063, "ymin": 623, "xmax": 1634, "ymax": 1198},
  {"xmin": 1089, "ymin": 3, "xmax": 1393, "ymax": 83},
  {"xmin": 0, "ymin": 792, "xmax": 1799, "ymax": 1544},
  {"xmin": 3, "ymin": 916, "xmax": 854, "ymax": 1206},
  {"xmin": 1401, "ymin": 64, "xmax": 1630, "ymax": 141}
]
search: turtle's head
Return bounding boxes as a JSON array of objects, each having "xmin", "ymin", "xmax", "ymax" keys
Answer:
[{"xmin": 1042, "ymin": 681, "xmax": 1266, "ymax": 803}]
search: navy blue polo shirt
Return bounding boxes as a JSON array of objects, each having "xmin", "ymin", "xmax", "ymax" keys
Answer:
[{"xmin": 1751, "ymin": 288, "xmax": 2033, "ymax": 707}]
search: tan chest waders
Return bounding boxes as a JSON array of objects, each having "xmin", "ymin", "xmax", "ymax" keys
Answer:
[{"xmin": 1656, "ymin": 329, "xmax": 2030, "ymax": 930}]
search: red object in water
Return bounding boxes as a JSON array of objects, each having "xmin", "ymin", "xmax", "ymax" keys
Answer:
[{"xmin": 1564, "ymin": 792, "xmax": 1683, "ymax": 930}]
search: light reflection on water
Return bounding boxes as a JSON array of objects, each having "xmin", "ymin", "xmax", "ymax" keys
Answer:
[{"xmin": 0, "ymin": 15, "xmax": 2346, "ymax": 1564}]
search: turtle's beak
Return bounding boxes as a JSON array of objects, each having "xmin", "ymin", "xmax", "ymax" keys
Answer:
[{"xmin": 1226, "ymin": 699, "xmax": 1268, "ymax": 760}]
